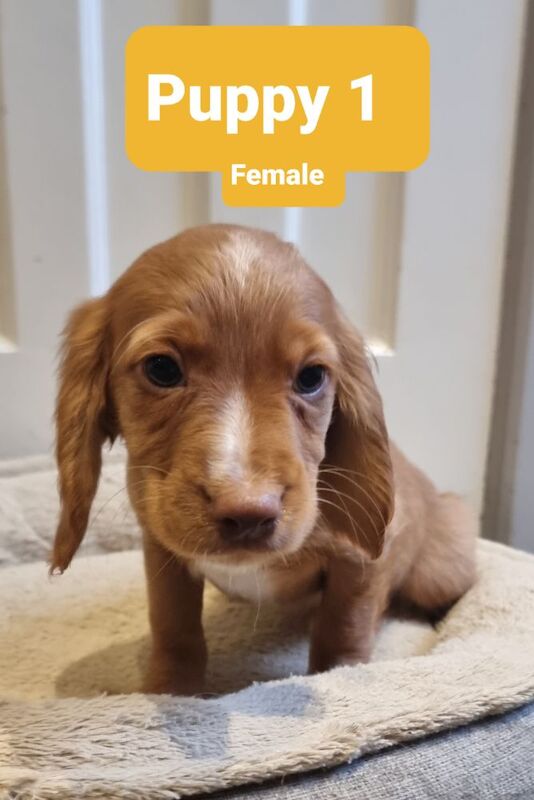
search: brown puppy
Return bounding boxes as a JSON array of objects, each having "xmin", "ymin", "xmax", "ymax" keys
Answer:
[{"xmin": 51, "ymin": 224, "xmax": 476, "ymax": 695}]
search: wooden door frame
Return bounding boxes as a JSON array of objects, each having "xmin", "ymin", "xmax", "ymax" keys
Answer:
[{"xmin": 483, "ymin": 0, "xmax": 534, "ymax": 547}]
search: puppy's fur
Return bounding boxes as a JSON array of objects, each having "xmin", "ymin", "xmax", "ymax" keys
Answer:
[{"xmin": 51, "ymin": 225, "xmax": 476, "ymax": 694}]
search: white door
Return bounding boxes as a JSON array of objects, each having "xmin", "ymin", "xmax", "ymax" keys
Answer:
[{"xmin": 0, "ymin": 0, "xmax": 526, "ymax": 518}]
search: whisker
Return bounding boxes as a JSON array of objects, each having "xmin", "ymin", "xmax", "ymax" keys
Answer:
[
  {"xmin": 316, "ymin": 484, "xmax": 362, "ymax": 544},
  {"xmin": 319, "ymin": 463, "xmax": 391, "ymax": 492},
  {"xmin": 318, "ymin": 480, "xmax": 381, "ymax": 536},
  {"xmin": 110, "ymin": 319, "xmax": 153, "ymax": 373},
  {"xmin": 319, "ymin": 490, "xmax": 365, "ymax": 539},
  {"xmin": 317, "ymin": 482, "xmax": 379, "ymax": 547},
  {"xmin": 89, "ymin": 477, "xmax": 158, "ymax": 527},
  {"xmin": 315, "ymin": 493, "xmax": 356, "ymax": 525},
  {"xmin": 319, "ymin": 464, "xmax": 390, "ymax": 511},
  {"xmin": 318, "ymin": 467, "xmax": 389, "ymax": 528},
  {"xmin": 146, "ymin": 551, "xmax": 177, "ymax": 586},
  {"xmin": 109, "ymin": 311, "xmax": 181, "ymax": 370},
  {"xmin": 127, "ymin": 464, "xmax": 171, "ymax": 477}
]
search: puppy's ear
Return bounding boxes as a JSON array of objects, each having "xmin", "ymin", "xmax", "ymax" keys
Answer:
[
  {"xmin": 51, "ymin": 297, "xmax": 116, "ymax": 573},
  {"xmin": 322, "ymin": 311, "xmax": 394, "ymax": 560}
]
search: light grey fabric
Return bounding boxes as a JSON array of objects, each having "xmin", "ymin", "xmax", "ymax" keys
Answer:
[
  {"xmin": 0, "ymin": 449, "xmax": 140, "ymax": 566},
  {"xmin": 203, "ymin": 702, "xmax": 534, "ymax": 800}
]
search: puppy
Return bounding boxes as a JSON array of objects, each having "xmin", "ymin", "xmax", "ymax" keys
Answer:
[{"xmin": 51, "ymin": 224, "xmax": 476, "ymax": 695}]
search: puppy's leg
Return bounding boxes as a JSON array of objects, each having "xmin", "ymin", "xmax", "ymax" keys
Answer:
[
  {"xmin": 309, "ymin": 556, "xmax": 387, "ymax": 674},
  {"xmin": 143, "ymin": 532, "xmax": 207, "ymax": 695},
  {"xmin": 398, "ymin": 493, "xmax": 477, "ymax": 618}
]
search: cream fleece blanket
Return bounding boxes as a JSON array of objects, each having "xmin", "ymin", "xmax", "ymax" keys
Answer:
[
  {"xmin": 1, "ymin": 538, "xmax": 534, "ymax": 799},
  {"xmin": 1, "ymin": 455, "xmax": 534, "ymax": 797}
]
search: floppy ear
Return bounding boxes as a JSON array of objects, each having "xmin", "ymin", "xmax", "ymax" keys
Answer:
[
  {"xmin": 321, "ymin": 312, "xmax": 394, "ymax": 560},
  {"xmin": 51, "ymin": 297, "xmax": 116, "ymax": 573}
]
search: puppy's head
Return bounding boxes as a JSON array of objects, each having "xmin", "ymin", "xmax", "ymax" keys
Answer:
[{"xmin": 52, "ymin": 225, "xmax": 393, "ymax": 572}]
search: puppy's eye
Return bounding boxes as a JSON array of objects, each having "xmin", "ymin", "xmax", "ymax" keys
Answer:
[
  {"xmin": 144, "ymin": 355, "xmax": 184, "ymax": 388},
  {"xmin": 294, "ymin": 365, "xmax": 326, "ymax": 396}
]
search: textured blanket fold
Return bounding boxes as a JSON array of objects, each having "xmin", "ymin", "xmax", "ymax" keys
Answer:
[
  {"xmin": 0, "ymin": 449, "xmax": 140, "ymax": 568},
  {"xmin": 1, "ymin": 538, "xmax": 534, "ymax": 799}
]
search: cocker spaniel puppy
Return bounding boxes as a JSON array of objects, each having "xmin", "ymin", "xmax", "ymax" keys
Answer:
[{"xmin": 51, "ymin": 225, "xmax": 476, "ymax": 695}]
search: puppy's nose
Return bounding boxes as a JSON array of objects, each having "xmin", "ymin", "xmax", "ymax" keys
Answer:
[{"xmin": 213, "ymin": 493, "xmax": 282, "ymax": 544}]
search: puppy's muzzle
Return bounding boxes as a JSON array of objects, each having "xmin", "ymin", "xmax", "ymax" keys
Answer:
[{"xmin": 207, "ymin": 488, "xmax": 283, "ymax": 546}]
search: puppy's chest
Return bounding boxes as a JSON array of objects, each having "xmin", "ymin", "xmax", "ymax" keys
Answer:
[{"xmin": 192, "ymin": 558, "xmax": 322, "ymax": 603}]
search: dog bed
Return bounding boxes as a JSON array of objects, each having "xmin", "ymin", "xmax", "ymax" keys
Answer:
[{"xmin": 1, "ymin": 457, "xmax": 534, "ymax": 799}]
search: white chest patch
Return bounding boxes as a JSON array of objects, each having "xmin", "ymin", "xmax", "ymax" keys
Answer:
[{"xmin": 194, "ymin": 558, "xmax": 275, "ymax": 603}]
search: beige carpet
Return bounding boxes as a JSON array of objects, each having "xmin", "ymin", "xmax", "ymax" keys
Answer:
[
  {"xmin": 0, "ymin": 448, "xmax": 140, "ymax": 568},
  {"xmin": 1, "ymin": 538, "xmax": 534, "ymax": 799}
]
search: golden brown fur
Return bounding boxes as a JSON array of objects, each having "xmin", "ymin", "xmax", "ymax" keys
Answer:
[{"xmin": 51, "ymin": 224, "xmax": 476, "ymax": 694}]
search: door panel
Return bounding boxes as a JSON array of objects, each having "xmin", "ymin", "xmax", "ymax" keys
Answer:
[
  {"xmin": 379, "ymin": 0, "xmax": 525, "ymax": 510},
  {"xmin": 0, "ymin": 0, "xmax": 90, "ymax": 456}
]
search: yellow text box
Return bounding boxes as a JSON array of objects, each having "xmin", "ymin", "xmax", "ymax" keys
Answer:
[{"xmin": 126, "ymin": 26, "xmax": 429, "ymax": 206}]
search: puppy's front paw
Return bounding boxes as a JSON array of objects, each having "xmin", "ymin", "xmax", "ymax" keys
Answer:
[
  {"xmin": 143, "ymin": 646, "xmax": 207, "ymax": 696},
  {"xmin": 308, "ymin": 642, "xmax": 369, "ymax": 675},
  {"xmin": 143, "ymin": 670, "xmax": 205, "ymax": 696}
]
